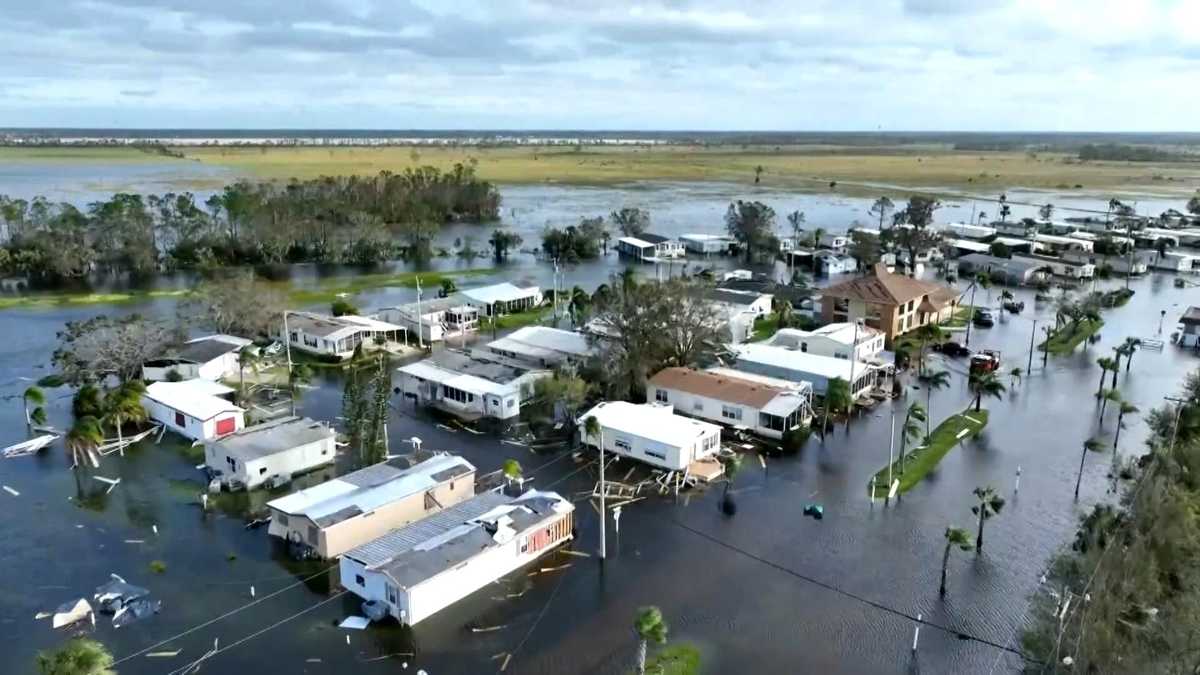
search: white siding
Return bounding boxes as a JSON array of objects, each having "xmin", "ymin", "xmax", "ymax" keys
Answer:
[
  {"xmin": 588, "ymin": 424, "xmax": 719, "ymax": 471},
  {"xmin": 206, "ymin": 437, "xmax": 335, "ymax": 489}
]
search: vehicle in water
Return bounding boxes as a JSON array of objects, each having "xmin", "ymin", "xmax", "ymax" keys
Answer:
[
  {"xmin": 973, "ymin": 308, "xmax": 996, "ymax": 327},
  {"xmin": 969, "ymin": 349, "xmax": 1002, "ymax": 375}
]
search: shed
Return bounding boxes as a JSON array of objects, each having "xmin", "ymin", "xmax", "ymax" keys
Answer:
[
  {"xmin": 142, "ymin": 380, "xmax": 244, "ymax": 442},
  {"xmin": 142, "ymin": 335, "xmax": 251, "ymax": 382},
  {"xmin": 204, "ymin": 416, "xmax": 336, "ymax": 489}
]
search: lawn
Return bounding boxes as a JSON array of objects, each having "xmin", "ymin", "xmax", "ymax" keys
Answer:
[
  {"xmin": 1039, "ymin": 319, "xmax": 1104, "ymax": 354},
  {"xmin": 486, "ymin": 305, "xmax": 558, "ymax": 331},
  {"xmin": 751, "ymin": 313, "xmax": 784, "ymax": 342},
  {"xmin": 869, "ymin": 409, "xmax": 989, "ymax": 498},
  {"xmin": 641, "ymin": 643, "xmax": 702, "ymax": 675},
  {"xmin": 0, "ymin": 288, "xmax": 191, "ymax": 310}
]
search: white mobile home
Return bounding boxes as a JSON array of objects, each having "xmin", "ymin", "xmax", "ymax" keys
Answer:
[
  {"xmin": 939, "ymin": 222, "xmax": 997, "ymax": 240},
  {"xmin": 142, "ymin": 335, "xmax": 251, "ymax": 382},
  {"xmin": 577, "ymin": 401, "xmax": 722, "ymax": 472},
  {"xmin": 647, "ymin": 367, "xmax": 812, "ymax": 439},
  {"xmin": 282, "ymin": 313, "xmax": 363, "ymax": 360},
  {"xmin": 1011, "ymin": 253, "xmax": 1095, "ymax": 279},
  {"xmin": 460, "ymin": 283, "xmax": 542, "ymax": 317},
  {"xmin": 339, "ymin": 490, "xmax": 574, "ymax": 626},
  {"xmin": 396, "ymin": 350, "xmax": 549, "ymax": 420},
  {"xmin": 204, "ymin": 416, "xmax": 336, "ymax": 490},
  {"xmin": 639, "ymin": 233, "xmax": 685, "ymax": 258},
  {"xmin": 1150, "ymin": 250, "xmax": 1200, "ymax": 273},
  {"xmin": 1177, "ymin": 307, "xmax": 1200, "ymax": 349},
  {"xmin": 680, "ymin": 233, "xmax": 733, "ymax": 255},
  {"xmin": 1061, "ymin": 250, "xmax": 1150, "ymax": 276},
  {"xmin": 766, "ymin": 323, "xmax": 885, "ymax": 361},
  {"xmin": 814, "ymin": 250, "xmax": 858, "ymax": 276},
  {"xmin": 376, "ymin": 297, "xmax": 479, "ymax": 344},
  {"xmin": 480, "ymin": 326, "xmax": 594, "ymax": 368},
  {"xmin": 956, "ymin": 253, "xmax": 1045, "ymax": 286},
  {"xmin": 142, "ymin": 380, "xmax": 244, "ymax": 442},
  {"xmin": 266, "ymin": 453, "xmax": 476, "ymax": 559},
  {"xmin": 729, "ymin": 342, "xmax": 880, "ymax": 399}
]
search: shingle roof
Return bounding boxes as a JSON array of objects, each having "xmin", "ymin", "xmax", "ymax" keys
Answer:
[
  {"xmin": 650, "ymin": 367, "xmax": 787, "ymax": 408},
  {"xmin": 821, "ymin": 263, "xmax": 958, "ymax": 307}
]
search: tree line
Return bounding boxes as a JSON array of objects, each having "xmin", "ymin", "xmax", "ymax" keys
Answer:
[{"xmin": 0, "ymin": 164, "xmax": 500, "ymax": 282}]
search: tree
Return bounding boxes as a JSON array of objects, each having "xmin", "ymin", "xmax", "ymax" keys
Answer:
[
  {"xmin": 610, "ymin": 207, "xmax": 650, "ymax": 237},
  {"xmin": 1113, "ymin": 401, "xmax": 1138, "ymax": 451},
  {"xmin": 786, "ymin": 210, "xmax": 806, "ymax": 243},
  {"xmin": 438, "ymin": 278, "xmax": 457, "ymax": 298},
  {"xmin": 66, "ymin": 416, "xmax": 104, "ymax": 468},
  {"xmin": 753, "ymin": 165, "xmax": 764, "ymax": 184},
  {"xmin": 1038, "ymin": 203, "xmax": 1054, "ymax": 221},
  {"xmin": 998, "ymin": 193, "xmax": 1011, "ymax": 223},
  {"xmin": 488, "ymin": 229, "xmax": 522, "ymax": 261},
  {"xmin": 185, "ymin": 271, "xmax": 286, "ymax": 338},
  {"xmin": 940, "ymin": 526, "xmax": 973, "ymax": 597},
  {"xmin": 988, "ymin": 241, "xmax": 1011, "ymax": 258},
  {"xmin": 531, "ymin": 372, "xmax": 590, "ymax": 424},
  {"xmin": 502, "ymin": 458, "xmax": 523, "ymax": 490},
  {"xmin": 634, "ymin": 606, "xmax": 669, "ymax": 675},
  {"xmin": 53, "ymin": 314, "xmax": 179, "ymax": 386},
  {"xmin": 36, "ymin": 637, "xmax": 115, "ymax": 675},
  {"xmin": 967, "ymin": 371, "xmax": 1005, "ymax": 412},
  {"xmin": 898, "ymin": 402, "xmax": 926, "ymax": 475},
  {"xmin": 923, "ymin": 369, "xmax": 951, "ymax": 438},
  {"xmin": 724, "ymin": 200, "xmax": 777, "ymax": 262},
  {"xmin": 719, "ymin": 453, "xmax": 743, "ymax": 516},
  {"xmin": 847, "ymin": 230, "xmax": 881, "ymax": 271},
  {"xmin": 1119, "ymin": 337, "xmax": 1141, "ymax": 374},
  {"xmin": 73, "ymin": 384, "xmax": 103, "ymax": 419},
  {"xmin": 330, "ymin": 298, "xmax": 358, "ymax": 316},
  {"xmin": 869, "ymin": 197, "xmax": 894, "ymax": 230},
  {"xmin": 23, "ymin": 385, "xmax": 47, "ymax": 428},
  {"xmin": 1009, "ymin": 367, "xmax": 1022, "ymax": 387},
  {"xmin": 913, "ymin": 323, "xmax": 944, "ymax": 376},
  {"xmin": 772, "ymin": 295, "xmax": 793, "ymax": 332},
  {"xmin": 1095, "ymin": 356, "xmax": 1116, "ymax": 399},
  {"xmin": 821, "ymin": 377, "xmax": 851, "ymax": 439},
  {"xmin": 1074, "ymin": 437, "xmax": 1106, "ymax": 500},
  {"xmin": 103, "ymin": 381, "xmax": 147, "ymax": 451},
  {"xmin": 237, "ymin": 347, "xmax": 259, "ymax": 402},
  {"xmin": 970, "ymin": 486, "xmax": 1005, "ymax": 553},
  {"xmin": 568, "ymin": 286, "xmax": 590, "ymax": 326},
  {"xmin": 883, "ymin": 198, "xmax": 942, "ymax": 276}
]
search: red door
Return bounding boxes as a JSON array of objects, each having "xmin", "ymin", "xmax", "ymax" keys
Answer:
[{"xmin": 215, "ymin": 417, "xmax": 236, "ymax": 436}]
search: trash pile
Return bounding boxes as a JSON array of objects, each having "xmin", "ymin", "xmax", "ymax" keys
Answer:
[{"xmin": 40, "ymin": 573, "xmax": 162, "ymax": 631}]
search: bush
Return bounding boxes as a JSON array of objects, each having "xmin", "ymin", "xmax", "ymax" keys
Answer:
[
  {"xmin": 149, "ymin": 560, "xmax": 167, "ymax": 574},
  {"xmin": 331, "ymin": 299, "xmax": 359, "ymax": 316},
  {"xmin": 782, "ymin": 426, "xmax": 812, "ymax": 454}
]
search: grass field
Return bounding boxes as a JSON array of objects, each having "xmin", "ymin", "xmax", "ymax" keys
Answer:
[
  {"xmin": 1039, "ymin": 318, "xmax": 1104, "ymax": 354},
  {"xmin": 869, "ymin": 409, "xmax": 989, "ymax": 497},
  {"xmin": 0, "ymin": 146, "xmax": 183, "ymax": 164},
  {"xmin": 160, "ymin": 145, "xmax": 1200, "ymax": 195}
]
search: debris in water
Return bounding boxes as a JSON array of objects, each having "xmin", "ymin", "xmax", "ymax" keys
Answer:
[
  {"xmin": 146, "ymin": 650, "xmax": 181, "ymax": 658},
  {"xmin": 469, "ymin": 624, "xmax": 507, "ymax": 633},
  {"xmin": 113, "ymin": 598, "xmax": 161, "ymax": 628},
  {"xmin": 339, "ymin": 616, "xmax": 370, "ymax": 630},
  {"xmin": 51, "ymin": 598, "xmax": 93, "ymax": 629},
  {"xmin": 3, "ymin": 485, "xmax": 19, "ymax": 497}
]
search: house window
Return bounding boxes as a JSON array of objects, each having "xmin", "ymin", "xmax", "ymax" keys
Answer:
[
  {"xmin": 307, "ymin": 525, "xmax": 318, "ymax": 545},
  {"xmin": 175, "ymin": 411, "xmax": 185, "ymax": 427},
  {"xmin": 722, "ymin": 405, "xmax": 742, "ymax": 421},
  {"xmin": 259, "ymin": 467, "xmax": 267, "ymax": 475},
  {"xmin": 655, "ymin": 389, "xmax": 669, "ymax": 403},
  {"xmin": 692, "ymin": 400, "xmax": 703, "ymax": 412},
  {"xmin": 644, "ymin": 449, "xmax": 667, "ymax": 461},
  {"xmin": 801, "ymin": 342, "xmax": 808, "ymax": 353},
  {"xmin": 614, "ymin": 438, "xmax": 632, "ymax": 452},
  {"xmin": 355, "ymin": 574, "xmax": 365, "ymax": 587},
  {"xmin": 386, "ymin": 584, "xmax": 398, "ymax": 605},
  {"xmin": 277, "ymin": 514, "xmax": 288, "ymax": 526}
]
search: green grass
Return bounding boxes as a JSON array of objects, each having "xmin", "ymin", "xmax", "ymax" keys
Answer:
[
  {"xmin": 487, "ymin": 305, "xmax": 556, "ymax": 331},
  {"xmin": 751, "ymin": 314, "xmax": 784, "ymax": 342},
  {"xmin": 1039, "ymin": 319, "xmax": 1104, "ymax": 354},
  {"xmin": 869, "ymin": 409, "xmax": 989, "ymax": 497},
  {"xmin": 939, "ymin": 306, "xmax": 973, "ymax": 330},
  {"xmin": 641, "ymin": 643, "xmax": 702, "ymax": 675},
  {"xmin": 0, "ymin": 288, "xmax": 191, "ymax": 310},
  {"xmin": 0, "ymin": 146, "xmax": 184, "ymax": 164}
]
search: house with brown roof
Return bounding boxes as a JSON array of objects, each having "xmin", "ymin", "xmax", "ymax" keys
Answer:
[
  {"xmin": 647, "ymin": 367, "xmax": 813, "ymax": 439},
  {"xmin": 819, "ymin": 263, "xmax": 961, "ymax": 347}
]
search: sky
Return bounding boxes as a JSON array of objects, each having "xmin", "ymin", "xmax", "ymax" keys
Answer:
[{"xmin": 1, "ymin": 0, "xmax": 1197, "ymax": 131}]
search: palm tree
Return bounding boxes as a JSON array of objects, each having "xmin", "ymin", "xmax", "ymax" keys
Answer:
[
  {"xmin": 36, "ymin": 637, "xmax": 115, "ymax": 675},
  {"xmin": 1119, "ymin": 337, "xmax": 1141, "ymax": 374},
  {"xmin": 66, "ymin": 416, "xmax": 104, "ymax": 468},
  {"xmin": 23, "ymin": 385, "xmax": 47, "ymax": 429},
  {"xmin": 970, "ymin": 486, "xmax": 1005, "ymax": 553},
  {"xmin": 923, "ymin": 369, "xmax": 951, "ymax": 438},
  {"xmin": 237, "ymin": 347, "xmax": 259, "ymax": 402},
  {"xmin": 1113, "ymin": 401, "xmax": 1139, "ymax": 451},
  {"xmin": 720, "ymin": 453, "xmax": 743, "ymax": 515},
  {"xmin": 967, "ymin": 371, "xmax": 1005, "ymax": 412},
  {"xmin": 502, "ymin": 458, "xmax": 523, "ymax": 492},
  {"xmin": 810, "ymin": 227, "xmax": 826, "ymax": 251},
  {"xmin": 633, "ymin": 606, "xmax": 669, "ymax": 675},
  {"xmin": 103, "ymin": 383, "xmax": 147, "ymax": 455},
  {"xmin": 821, "ymin": 377, "xmax": 851, "ymax": 440},
  {"xmin": 1095, "ymin": 357, "xmax": 1116, "ymax": 399},
  {"xmin": 940, "ymin": 526, "xmax": 973, "ymax": 597},
  {"xmin": 568, "ymin": 286, "xmax": 590, "ymax": 326},
  {"xmin": 913, "ymin": 323, "xmax": 943, "ymax": 376},
  {"xmin": 583, "ymin": 415, "xmax": 606, "ymax": 559},
  {"xmin": 288, "ymin": 363, "xmax": 313, "ymax": 416},
  {"xmin": 1099, "ymin": 388, "xmax": 1121, "ymax": 424},
  {"xmin": 898, "ymin": 402, "xmax": 926, "ymax": 475},
  {"xmin": 772, "ymin": 295, "xmax": 793, "ymax": 332},
  {"xmin": 72, "ymin": 384, "xmax": 103, "ymax": 419},
  {"xmin": 1009, "ymin": 367, "xmax": 1022, "ymax": 387},
  {"xmin": 1074, "ymin": 438, "xmax": 1106, "ymax": 500}
]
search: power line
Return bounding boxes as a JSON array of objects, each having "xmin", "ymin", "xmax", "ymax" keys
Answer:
[{"xmin": 667, "ymin": 517, "xmax": 1030, "ymax": 661}]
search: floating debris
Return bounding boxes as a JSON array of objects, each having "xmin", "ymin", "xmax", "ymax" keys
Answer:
[
  {"xmin": 95, "ymin": 576, "xmax": 149, "ymax": 613},
  {"xmin": 3, "ymin": 485, "xmax": 19, "ymax": 497},
  {"xmin": 339, "ymin": 616, "xmax": 370, "ymax": 630},
  {"xmin": 469, "ymin": 624, "xmax": 507, "ymax": 633},
  {"xmin": 2, "ymin": 434, "xmax": 57, "ymax": 458},
  {"xmin": 93, "ymin": 475, "xmax": 121, "ymax": 494},
  {"xmin": 146, "ymin": 650, "xmax": 181, "ymax": 658},
  {"xmin": 113, "ymin": 598, "xmax": 161, "ymax": 628},
  {"xmin": 51, "ymin": 598, "xmax": 93, "ymax": 629}
]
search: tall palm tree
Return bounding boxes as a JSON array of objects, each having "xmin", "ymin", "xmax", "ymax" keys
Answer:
[
  {"xmin": 772, "ymin": 295, "xmax": 793, "ymax": 332},
  {"xmin": 970, "ymin": 486, "xmax": 1005, "ymax": 553},
  {"xmin": 940, "ymin": 526, "xmax": 972, "ymax": 597},
  {"xmin": 1099, "ymin": 388, "xmax": 1121, "ymax": 424},
  {"xmin": 720, "ymin": 453, "xmax": 743, "ymax": 515},
  {"xmin": 583, "ymin": 415, "xmax": 606, "ymax": 559},
  {"xmin": 103, "ymin": 382, "xmax": 147, "ymax": 454},
  {"xmin": 898, "ymin": 402, "xmax": 926, "ymax": 475},
  {"xmin": 967, "ymin": 371, "xmax": 1005, "ymax": 412},
  {"xmin": 568, "ymin": 286, "xmax": 590, "ymax": 326},
  {"xmin": 633, "ymin": 606, "xmax": 668, "ymax": 675},
  {"xmin": 923, "ymin": 369, "xmax": 951, "ymax": 438},
  {"xmin": 1095, "ymin": 357, "xmax": 1116, "ymax": 399},
  {"xmin": 913, "ymin": 323, "xmax": 943, "ymax": 376},
  {"xmin": 66, "ymin": 416, "xmax": 104, "ymax": 468},
  {"xmin": 810, "ymin": 227, "xmax": 826, "ymax": 251},
  {"xmin": 23, "ymin": 385, "xmax": 47, "ymax": 428},
  {"xmin": 1074, "ymin": 438, "xmax": 1106, "ymax": 500},
  {"xmin": 821, "ymin": 377, "xmax": 851, "ymax": 440},
  {"xmin": 1113, "ymin": 401, "xmax": 1139, "ymax": 451},
  {"xmin": 237, "ymin": 347, "xmax": 259, "ymax": 402},
  {"xmin": 1119, "ymin": 337, "xmax": 1141, "ymax": 374},
  {"xmin": 1009, "ymin": 367, "xmax": 1022, "ymax": 387}
]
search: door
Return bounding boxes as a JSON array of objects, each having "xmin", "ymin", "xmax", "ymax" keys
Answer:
[{"xmin": 215, "ymin": 417, "xmax": 236, "ymax": 436}]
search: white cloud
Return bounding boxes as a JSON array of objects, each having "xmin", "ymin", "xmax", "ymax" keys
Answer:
[{"xmin": 0, "ymin": 0, "xmax": 1195, "ymax": 130}]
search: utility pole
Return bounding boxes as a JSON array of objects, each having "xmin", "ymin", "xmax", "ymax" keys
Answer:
[
  {"xmin": 1027, "ymin": 318, "xmax": 1037, "ymax": 374},
  {"xmin": 552, "ymin": 258, "xmax": 560, "ymax": 322},
  {"xmin": 964, "ymin": 282, "xmax": 978, "ymax": 347},
  {"xmin": 415, "ymin": 277, "xmax": 424, "ymax": 349},
  {"xmin": 885, "ymin": 410, "xmax": 895, "ymax": 506},
  {"xmin": 1159, "ymin": 310, "xmax": 1166, "ymax": 335},
  {"xmin": 1042, "ymin": 326, "xmax": 1051, "ymax": 368},
  {"xmin": 283, "ymin": 311, "xmax": 293, "ymax": 372},
  {"xmin": 598, "ymin": 427, "xmax": 607, "ymax": 559},
  {"xmin": 1166, "ymin": 396, "xmax": 1188, "ymax": 457}
]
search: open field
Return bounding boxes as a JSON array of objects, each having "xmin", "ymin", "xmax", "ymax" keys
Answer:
[
  {"xmin": 869, "ymin": 409, "xmax": 989, "ymax": 497},
  {"xmin": 0, "ymin": 144, "xmax": 1188, "ymax": 196}
]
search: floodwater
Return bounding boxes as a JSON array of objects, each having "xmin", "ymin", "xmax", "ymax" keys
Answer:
[{"xmin": 1, "ymin": 172, "xmax": 1199, "ymax": 674}]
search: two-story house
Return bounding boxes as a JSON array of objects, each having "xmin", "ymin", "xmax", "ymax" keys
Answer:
[{"xmin": 819, "ymin": 263, "xmax": 960, "ymax": 347}]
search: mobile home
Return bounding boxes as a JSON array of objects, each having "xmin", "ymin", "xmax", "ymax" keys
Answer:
[
  {"xmin": 647, "ymin": 367, "xmax": 812, "ymax": 439},
  {"xmin": 204, "ymin": 416, "xmax": 336, "ymax": 490},
  {"xmin": 142, "ymin": 380, "xmax": 244, "ymax": 442},
  {"xmin": 576, "ymin": 401, "xmax": 722, "ymax": 472}
]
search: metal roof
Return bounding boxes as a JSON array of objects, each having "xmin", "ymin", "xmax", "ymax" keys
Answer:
[
  {"xmin": 174, "ymin": 338, "xmax": 243, "ymax": 364},
  {"xmin": 460, "ymin": 282, "xmax": 540, "ymax": 306},
  {"xmin": 1181, "ymin": 307, "xmax": 1200, "ymax": 325},
  {"xmin": 287, "ymin": 312, "xmax": 363, "ymax": 341},
  {"xmin": 487, "ymin": 326, "xmax": 592, "ymax": 359},
  {"xmin": 732, "ymin": 343, "xmax": 874, "ymax": 382},
  {"xmin": 706, "ymin": 288, "xmax": 768, "ymax": 306},
  {"xmin": 578, "ymin": 401, "xmax": 721, "ymax": 448},
  {"xmin": 208, "ymin": 416, "xmax": 333, "ymax": 461},
  {"xmin": 266, "ymin": 453, "xmax": 475, "ymax": 522},
  {"xmin": 143, "ymin": 380, "xmax": 242, "ymax": 421},
  {"xmin": 344, "ymin": 491, "xmax": 511, "ymax": 567}
]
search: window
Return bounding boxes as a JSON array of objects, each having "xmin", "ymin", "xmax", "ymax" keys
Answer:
[
  {"xmin": 175, "ymin": 411, "xmax": 185, "ymax": 427},
  {"xmin": 692, "ymin": 400, "xmax": 703, "ymax": 412},
  {"xmin": 702, "ymin": 435, "xmax": 719, "ymax": 452},
  {"xmin": 644, "ymin": 449, "xmax": 667, "ymax": 461},
  {"xmin": 614, "ymin": 438, "xmax": 632, "ymax": 452},
  {"xmin": 507, "ymin": 399, "xmax": 516, "ymax": 409},
  {"xmin": 277, "ymin": 513, "xmax": 288, "ymax": 526},
  {"xmin": 386, "ymin": 584, "xmax": 398, "ymax": 605},
  {"xmin": 355, "ymin": 574, "xmax": 365, "ymax": 587},
  {"xmin": 655, "ymin": 389, "xmax": 669, "ymax": 403},
  {"xmin": 800, "ymin": 342, "xmax": 808, "ymax": 353},
  {"xmin": 259, "ymin": 467, "xmax": 267, "ymax": 475},
  {"xmin": 722, "ymin": 405, "xmax": 742, "ymax": 421}
]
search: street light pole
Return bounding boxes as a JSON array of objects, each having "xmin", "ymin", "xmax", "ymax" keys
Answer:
[
  {"xmin": 1159, "ymin": 310, "xmax": 1166, "ymax": 335},
  {"xmin": 964, "ymin": 282, "xmax": 978, "ymax": 347},
  {"xmin": 1027, "ymin": 318, "xmax": 1037, "ymax": 374},
  {"xmin": 846, "ymin": 319, "xmax": 860, "ymax": 430},
  {"xmin": 283, "ymin": 311, "xmax": 293, "ymax": 372}
]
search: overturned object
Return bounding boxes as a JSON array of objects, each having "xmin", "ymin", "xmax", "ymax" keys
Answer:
[
  {"xmin": 803, "ymin": 503, "xmax": 824, "ymax": 520},
  {"xmin": 94, "ymin": 576, "xmax": 150, "ymax": 613},
  {"xmin": 113, "ymin": 598, "xmax": 162, "ymax": 628},
  {"xmin": 51, "ymin": 598, "xmax": 93, "ymax": 629}
]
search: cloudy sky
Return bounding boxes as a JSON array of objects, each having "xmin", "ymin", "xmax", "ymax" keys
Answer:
[{"xmin": 1, "ymin": 0, "xmax": 1196, "ymax": 131}]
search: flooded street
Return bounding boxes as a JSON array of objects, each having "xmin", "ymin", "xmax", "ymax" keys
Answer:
[{"xmin": 1, "ymin": 257, "xmax": 1196, "ymax": 673}]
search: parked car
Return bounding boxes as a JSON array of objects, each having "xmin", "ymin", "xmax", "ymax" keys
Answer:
[
  {"xmin": 973, "ymin": 309, "xmax": 995, "ymax": 327},
  {"xmin": 1002, "ymin": 300, "xmax": 1025, "ymax": 314},
  {"xmin": 969, "ymin": 349, "xmax": 1002, "ymax": 374},
  {"xmin": 935, "ymin": 341, "xmax": 971, "ymax": 358}
]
